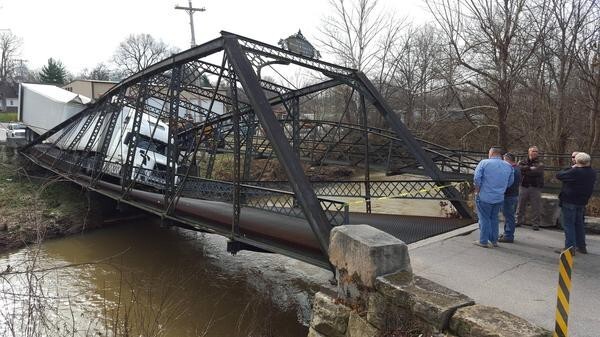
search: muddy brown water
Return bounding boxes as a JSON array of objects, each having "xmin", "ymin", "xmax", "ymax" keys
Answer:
[{"xmin": 0, "ymin": 219, "xmax": 331, "ymax": 337}]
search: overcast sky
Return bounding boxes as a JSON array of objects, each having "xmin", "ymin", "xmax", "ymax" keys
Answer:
[{"xmin": 0, "ymin": 0, "xmax": 430, "ymax": 74}]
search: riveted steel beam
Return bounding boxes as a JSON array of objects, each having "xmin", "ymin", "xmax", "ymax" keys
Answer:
[{"xmin": 223, "ymin": 36, "xmax": 333, "ymax": 254}]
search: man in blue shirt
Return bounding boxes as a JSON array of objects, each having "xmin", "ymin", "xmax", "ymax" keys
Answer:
[
  {"xmin": 499, "ymin": 152, "xmax": 521, "ymax": 243},
  {"xmin": 473, "ymin": 147, "xmax": 514, "ymax": 248}
]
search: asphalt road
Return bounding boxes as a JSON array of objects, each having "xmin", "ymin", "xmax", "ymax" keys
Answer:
[{"xmin": 410, "ymin": 225, "xmax": 600, "ymax": 337}]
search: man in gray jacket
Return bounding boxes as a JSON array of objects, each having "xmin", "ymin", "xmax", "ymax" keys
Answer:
[{"xmin": 517, "ymin": 146, "xmax": 544, "ymax": 230}]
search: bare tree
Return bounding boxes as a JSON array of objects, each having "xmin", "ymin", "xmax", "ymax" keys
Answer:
[
  {"xmin": 318, "ymin": 0, "xmax": 407, "ymax": 125},
  {"xmin": 79, "ymin": 62, "xmax": 115, "ymax": 81},
  {"xmin": 426, "ymin": 0, "xmax": 548, "ymax": 149},
  {"xmin": 576, "ymin": 18, "xmax": 600, "ymax": 154},
  {"xmin": 112, "ymin": 34, "xmax": 176, "ymax": 77},
  {"xmin": 541, "ymin": 0, "xmax": 597, "ymax": 157},
  {"xmin": 318, "ymin": 0, "xmax": 405, "ymax": 74},
  {"xmin": 391, "ymin": 24, "xmax": 444, "ymax": 127},
  {"xmin": 0, "ymin": 31, "xmax": 21, "ymax": 82}
]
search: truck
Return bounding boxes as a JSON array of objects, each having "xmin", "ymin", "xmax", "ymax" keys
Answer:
[
  {"xmin": 54, "ymin": 105, "xmax": 174, "ymax": 188},
  {"xmin": 19, "ymin": 83, "xmax": 174, "ymax": 188}
]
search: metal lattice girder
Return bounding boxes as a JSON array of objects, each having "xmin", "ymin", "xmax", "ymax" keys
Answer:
[
  {"xmin": 352, "ymin": 72, "xmax": 472, "ymax": 219},
  {"xmin": 177, "ymin": 78, "xmax": 342, "ymax": 139},
  {"xmin": 228, "ymin": 60, "xmax": 242, "ymax": 236},
  {"xmin": 164, "ymin": 65, "xmax": 184, "ymax": 212},
  {"xmin": 223, "ymin": 36, "xmax": 333, "ymax": 253},
  {"xmin": 92, "ymin": 89, "xmax": 127, "ymax": 179},
  {"xmin": 189, "ymin": 59, "xmax": 293, "ymax": 94},
  {"xmin": 70, "ymin": 103, "xmax": 111, "ymax": 173},
  {"xmin": 122, "ymin": 77, "xmax": 150, "ymax": 194},
  {"xmin": 244, "ymin": 180, "xmax": 471, "ymax": 200},
  {"xmin": 225, "ymin": 31, "xmax": 354, "ymax": 77}
]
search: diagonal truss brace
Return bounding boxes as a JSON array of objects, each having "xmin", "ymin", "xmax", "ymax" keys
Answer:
[
  {"xmin": 353, "ymin": 72, "xmax": 472, "ymax": 219},
  {"xmin": 223, "ymin": 36, "xmax": 333, "ymax": 254}
]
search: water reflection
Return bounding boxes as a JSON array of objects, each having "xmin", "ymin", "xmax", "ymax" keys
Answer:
[{"xmin": 0, "ymin": 219, "xmax": 330, "ymax": 337}]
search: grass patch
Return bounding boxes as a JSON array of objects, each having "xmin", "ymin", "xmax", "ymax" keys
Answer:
[
  {"xmin": 0, "ymin": 112, "xmax": 18, "ymax": 122},
  {"xmin": 0, "ymin": 145, "xmax": 88, "ymax": 248}
]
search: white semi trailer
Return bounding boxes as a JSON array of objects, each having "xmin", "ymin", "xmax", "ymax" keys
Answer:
[
  {"xmin": 19, "ymin": 83, "xmax": 173, "ymax": 188},
  {"xmin": 57, "ymin": 105, "xmax": 173, "ymax": 187}
]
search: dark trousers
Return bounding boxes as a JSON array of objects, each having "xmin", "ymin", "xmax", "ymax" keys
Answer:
[
  {"xmin": 502, "ymin": 196, "xmax": 519, "ymax": 240},
  {"xmin": 517, "ymin": 186, "xmax": 542, "ymax": 226},
  {"xmin": 560, "ymin": 202, "xmax": 586, "ymax": 249}
]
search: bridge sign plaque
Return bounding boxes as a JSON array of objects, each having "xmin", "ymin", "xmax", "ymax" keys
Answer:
[{"xmin": 278, "ymin": 30, "xmax": 321, "ymax": 59}]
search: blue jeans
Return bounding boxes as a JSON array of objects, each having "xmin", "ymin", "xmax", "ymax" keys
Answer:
[
  {"xmin": 502, "ymin": 196, "xmax": 519, "ymax": 240},
  {"xmin": 476, "ymin": 197, "xmax": 503, "ymax": 244},
  {"xmin": 560, "ymin": 203, "xmax": 586, "ymax": 249}
]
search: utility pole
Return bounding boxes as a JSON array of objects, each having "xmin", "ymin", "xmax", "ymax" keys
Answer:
[{"xmin": 174, "ymin": 0, "xmax": 206, "ymax": 48}]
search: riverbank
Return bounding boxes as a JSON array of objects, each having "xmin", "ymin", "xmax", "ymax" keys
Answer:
[{"xmin": 0, "ymin": 145, "xmax": 110, "ymax": 254}]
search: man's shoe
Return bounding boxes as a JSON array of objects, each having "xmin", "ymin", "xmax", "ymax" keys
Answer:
[
  {"xmin": 473, "ymin": 241, "xmax": 493, "ymax": 248},
  {"xmin": 498, "ymin": 236, "xmax": 514, "ymax": 243},
  {"xmin": 576, "ymin": 247, "xmax": 588, "ymax": 254},
  {"xmin": 492, "ymin": 242, "xmax": 499, "ymax": 247},
  {"xmin": 532, "ymin": 225, "xmax": 540, "ymax": 231}
]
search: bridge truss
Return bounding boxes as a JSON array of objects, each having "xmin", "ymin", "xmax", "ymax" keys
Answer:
[{"xmin": 21, "ymin": 32, "xmax": 473, "ymax": 269}]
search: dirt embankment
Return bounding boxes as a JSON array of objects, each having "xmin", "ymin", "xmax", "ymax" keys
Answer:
[{"xmin": 0, "ymin": 146, "xmax": 116, "ymax": 254}]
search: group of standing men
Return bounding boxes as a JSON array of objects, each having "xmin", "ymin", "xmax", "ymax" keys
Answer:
[{"xmin": 473, "ymin": 146, "xmax": 597, "ymax": 254}]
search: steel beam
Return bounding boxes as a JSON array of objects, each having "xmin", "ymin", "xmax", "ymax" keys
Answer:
[
  {"xmin": 223, "ymin": 36, "xmax": 333, "ymax": 254},
  {"xmin": 354, "ymin": 72, "xmax": 472, "ymax": 219},
  {"xmin": 165, "ymin": 65, "xmax": 184, "ymax": 213},
  {"xmin": 100, "ymin": 37, "xmax": 225, "ymax": 104}
]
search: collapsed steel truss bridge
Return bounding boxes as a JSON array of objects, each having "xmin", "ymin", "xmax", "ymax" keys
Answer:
[{"xmin": 21, "ymin": 32, "xmax": 474, "ymax": 269}]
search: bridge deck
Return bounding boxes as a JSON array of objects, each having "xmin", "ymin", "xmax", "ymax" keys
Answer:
[{"xmin": 411, "ymin": 226, "xmax": 600, "ymax": 337}]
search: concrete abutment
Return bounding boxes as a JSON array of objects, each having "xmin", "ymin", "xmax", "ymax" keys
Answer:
[{"xmin": 308, "ymin": 225, "xmax": 551, "ymax": 337}]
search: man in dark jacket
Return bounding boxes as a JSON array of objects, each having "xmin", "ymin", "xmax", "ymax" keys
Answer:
[
  {"xmin": 499, "ymin": 153, "xmax": 521, "ymax": 243},
  {"xmin": 556, "ymin": 152, "xmax": 597, "ymax": 254},
  {"xmin": 517, "ymin": 146, "xmax": 544, "ymax": 230}
]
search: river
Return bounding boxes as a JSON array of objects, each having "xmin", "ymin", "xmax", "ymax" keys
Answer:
[{"xmin": 0, "ymin": 219, "xmax": 331, "ymax": 337}]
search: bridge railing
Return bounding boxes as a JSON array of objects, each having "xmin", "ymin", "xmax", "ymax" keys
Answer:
[
  {"xmin": 244, "ymin": 180, "xmax": 472, "ymax": 201},
  {"xmin": 180, "ymin": 176, "xmax": 349, "ymax": 226}
]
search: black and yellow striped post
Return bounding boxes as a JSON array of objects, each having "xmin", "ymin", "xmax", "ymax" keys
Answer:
[{"xmin": 553, "ymin": 247, "xmax": 574, "ymax": 337}]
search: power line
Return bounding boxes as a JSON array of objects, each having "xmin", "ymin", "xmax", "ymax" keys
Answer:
[{"xmin": 174, "ymin": 0, "xmax": 206, "ymax": 49}]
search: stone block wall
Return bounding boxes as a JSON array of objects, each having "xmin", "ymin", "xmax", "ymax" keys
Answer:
[
  {"xmin": 585, "ymin": 216, "xmax": 600, "ymax": 234},
  {"xmin": 499, "ymin": 194, "xmax": 560, "ymax": 228},
  {"xmin": 308, "ymin": 225, "xmax": 551, "ymax": 337}
]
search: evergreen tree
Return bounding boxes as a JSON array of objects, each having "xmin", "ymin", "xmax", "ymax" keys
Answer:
[{"xmin": 39, "ymin": 58, "xmax": 67, "ymax": 85}]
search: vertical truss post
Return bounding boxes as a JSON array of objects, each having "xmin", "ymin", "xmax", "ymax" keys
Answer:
[
  {"xmin": 122, "ymin": 80, "xmax": 149, "ymax": 195},
  {"xmin": 229, "ymin": 66, "xmax": 242, "ymax": 237},
  {"xmin": 165, "ymin": 66, "xmax": 184, "ymax": 213},
  {"xmin": 91, "ymin": 88, "xmax": 127, "ymax": 185},
  {"xmin": 242, "ymin": 113, "xmax": 256, "ymax": 181},
  {"xmin": 223, "ymin": 36, "xmax": 332, "ymax": 253},
  {"xmin": 73, "ymin": 102, "xmax": 112, "ymax": 174},
  {"xmin": 360, "ymin": 94, "xmax": 371, "ymax": 213},
  {"xmin": 354, "ymin": 72, "xmax": 472, "ymax": 219},
  {"xmin": 204, "ymin": 121, "xmax": 221, "ymax": 179},
  {"xmin": 53, "ymin": 109, "xmax": 96, "ymax": 170},
  {"xmin": 292, "ymin": 97, "xmax": 300, "ymax": 157}
]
